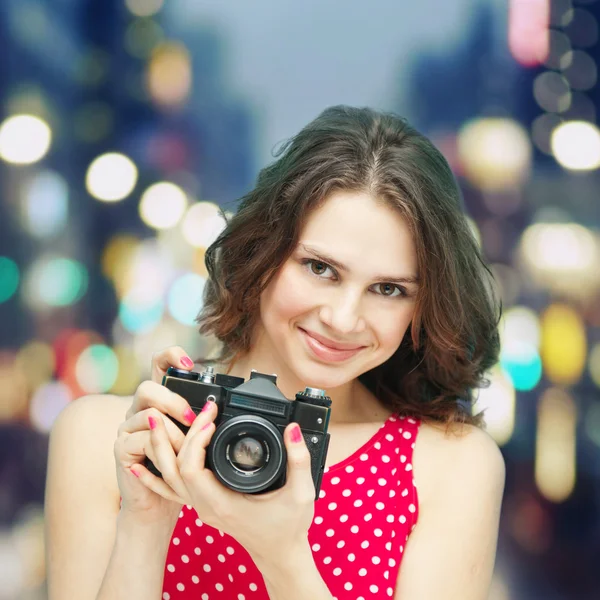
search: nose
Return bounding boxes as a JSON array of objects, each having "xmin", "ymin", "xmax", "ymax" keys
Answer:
[{"xmin": 318, "ymin": 288, "xmax": 366, "ymax": 335}]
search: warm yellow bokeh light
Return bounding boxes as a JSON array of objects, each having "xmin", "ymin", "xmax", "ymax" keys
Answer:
[
  {"xmin": 457, "ymin": 118, "xmax": 532, "ymax": 191},
  {"xmin": 101, "ymin": 234, "xmax": 141, "ymax": 299},
  {"xmin": 551, "ymin": 121, "xmax": 600, "ymax": 170},
  {"xmin": 0, "ymin": 114, "xmax": 52, "ymax": 164},
  {"xmin": 147, "ymin": 43, "xmax": 192, "ymax": 108},
  {"xmin": 540, "ymin": 304, "xmax": 587, "ymax": 386},
  {"xmin": 15, "ymin": 341, "xmax": 55, "ymax": 393},
  {"xmin": 519, "ymin": 223, "xmax": 600, "ymax": 298},
  {"xmin": 139, "ymin": 182, "xmax": 188, "ymax": 229},
  {"xmin": 110, "ymin": 344, "xmax": 143, "ymax": 396},
  {"xmin": 86, "ymin": 153, "xmax": 138, "ymax": 202},
  {"xmin": 535, "ymin": 388, "xmax": 576, "ymax": 503}
]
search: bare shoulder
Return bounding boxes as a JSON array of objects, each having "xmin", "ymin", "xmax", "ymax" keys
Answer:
[
  {"xmin": 50, "ymin": 394, "xmax": 133, "ymax": 497},
  {"xmin": 52, "ymin": 393, "xmax": 132, "ymax": 453},
  {"xmin": 412, "ymin": 421, "xmax": 506, "ymax": 508}
]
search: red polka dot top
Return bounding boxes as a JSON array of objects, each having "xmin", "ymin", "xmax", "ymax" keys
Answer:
[{"xmin": 161, "ymin": 413, "xmax": 420, "ymax": 599}]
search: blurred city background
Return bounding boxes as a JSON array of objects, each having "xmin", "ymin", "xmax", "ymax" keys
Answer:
[{"xmin": 0, "ymin": 0, "xmax": 599, "ymax": 598}]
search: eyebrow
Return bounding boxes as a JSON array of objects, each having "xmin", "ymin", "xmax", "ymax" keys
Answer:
[{"xmin": 299, "ymin": 244, "xmax": 420, "ymax": 286}]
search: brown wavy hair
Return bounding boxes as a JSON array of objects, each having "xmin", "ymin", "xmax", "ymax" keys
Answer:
[{"xmin": 197, "ymin": 105, "xmax": 502, "ymax": 428}]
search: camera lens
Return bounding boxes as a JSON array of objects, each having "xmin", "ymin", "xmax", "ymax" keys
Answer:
[
  {"xmin": 208, "ymin": 415, "xmax": 286, "ymax": 493},
  {"xmin": 228, "ymin": 436, "xmax": 268, "ymax": 472}
]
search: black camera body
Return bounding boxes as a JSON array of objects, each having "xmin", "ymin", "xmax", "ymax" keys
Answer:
[{"xmin": 145, "ymin": 366, "xmax": 332, "ymax": 499}]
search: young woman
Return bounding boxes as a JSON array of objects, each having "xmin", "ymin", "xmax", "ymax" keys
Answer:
[{"xmin": 45, "ymin": 105, "xmax": 505, "ymax": 600}]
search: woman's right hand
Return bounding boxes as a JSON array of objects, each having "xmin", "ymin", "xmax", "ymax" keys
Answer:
[{"xmin": 113, "ymin": 346, "xmax": 198, "ymax": 526}]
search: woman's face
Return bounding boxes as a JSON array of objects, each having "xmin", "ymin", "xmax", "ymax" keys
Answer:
[{"xmin": 256, "ymin": 189, "xmax": 419, "ymax": 391}]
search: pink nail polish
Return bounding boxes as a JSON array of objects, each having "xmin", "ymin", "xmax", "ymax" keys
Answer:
[
  {"xmin": 148, "ymin": 416, "xmax": 157, "ymax": 430},
  {"xmin": 180, "ymin": 356, "xmax": 194, "ymax": 369},
  {"xmin": 290, "ymin": 424, "xmax": 303, "ymax": 443},
  {"xmin": 201, "ymin": 422, "xmax": 212, "ymax": 431},
  {"xmin": 184, "ymin": 408, "xmax": 196, "ymax": 424},
  {"xmin": 201, "ymin": 401, "xmax": 213, "ymax": 413},
  {"xmin": 131, "ymin": 468, "xmax": 140, "ymax": 478}
]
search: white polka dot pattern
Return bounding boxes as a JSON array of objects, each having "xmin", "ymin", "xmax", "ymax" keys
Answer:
[{"xmin": 161, "ymin": 414, "xmax": 420, "ymax": 599}]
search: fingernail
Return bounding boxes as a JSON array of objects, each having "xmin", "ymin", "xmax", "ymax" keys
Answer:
[
  {"xmin": 148, "ymin": 416, "xmax": 157, "ymax": 430},
  {"xmin": 290, "ymin": 424, "xmax": 303, "ymax": 443},
  {"xmin": 180, "ymin": 356, "xmax": 194, "ymax": 369},
  {"xmin": 184, "ymin": 408, "xmax": 196, "ymax": 424},
  {"xmin": 201, "ymin": 401, "xmax": 213, "ymax": 413},
  {"xmin": 201, "ymin": 422, "xmax": 212, "ymax": 431},
  {"xmin": 131, "ymin": 467, "xmax": 140, "ymax": 478}
]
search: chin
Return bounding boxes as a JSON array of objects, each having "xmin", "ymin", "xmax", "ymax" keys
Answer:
[{"xmin": 288, "ymin": 353, "xmax": 367, "ymax": 391}]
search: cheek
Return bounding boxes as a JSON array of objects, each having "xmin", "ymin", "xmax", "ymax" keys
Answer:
[
  {"xmin": 261, "ymin": 265, "xmax": 313, "ymax": 323},
  {"xmin": 373, "ymin": 305, "xmax": 414, "ymax": 352}
]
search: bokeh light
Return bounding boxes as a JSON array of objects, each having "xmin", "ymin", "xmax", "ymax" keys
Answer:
[
  {"xmin": 181, "ymin": 202, "xmax": 226, "ymax": 248},
  {"xmin": 584, "ymin": 403, "xmax": 600, "ymax": 447},
  {"xmin": 124, "ymin": 17, "xmax": 164, "ymax": 59},
  {"xmin": 540, "ymin": 304, "xmax": 587, "ymax": 386},
  {"xmin": 0, "ymin": 257, "xmax": 20, "ymax": 303},
  {"xmin": 167, "ymin": 273, "xmax": 206, "ymax": 325},
  {"xmin": 21, "ymin": 169, "xmax": 69, "ymax": 238},
  {"xmin": 500, "ymin": 307, "xmax": 542, "ymax": 391},
  {"xmin": 147, "ymin": 42, "xmax": 192, "ymax": 108},
  {"xmin": 564, "ymin": 7, "xmax": 598, "ymax": 48},
  {"xmin": 15, "ymin": 341, "xmax": 55, "ymax": 394},
  {"xmin": 0, "ymin": 351, "xmax": 28, "ymax": 421},
  {"xmin": 23, "ymin": 256, "xmax": 88, "ymax": 310},
  {"xmin": 535, "ymin": 388, "xmax": 577, "ymax": 503},
  {"xmin": 508, "ymin": 0, "xmax": 550, "ymax": 67},
  {"xmin": 119, "ymin": 289, "xmax": 165, "ymax": 334},
  {"xmin": 101, "ymin": 234, "xmax": 141, "ymax": 299},
  {"xmin": 543, "ymin": 29, "xmax": 572, "ymax": 70},
  {"xmin": 75, "ymin": 344, "xmax": 120, "ymax": 394},
  {"xmin": 457, "ymin": 118, "xmax": 532, "ymax": 192},
  {"xmin": 473, "ymin": 365, "xmax": 516, "ymax": 447},
  {"xmin": 53, "ymin": 329, "xmax": 104, "ymax": 383},
  {"xmin": 589, "ymin": 343, "xmax": 600, "ymax": 388},
  {"xmin": 120, "ymin": 238, "xmax": 175, "ymax": 301},
  {"xmin": 533, "ymin": 71, "xmax": 571, "ymax": 113},
  {"xmin": 519, "ymin": 222, "xmax": 600, "ymax": 298},
  {"xmin": 139, "ymin": 182, "xmax": 188, "ymax": 229},
  {"xmin": 562, "ymin": 50, "xmax": 597, "ymax": 91},
  {"xmin": 551, "ymin": 121, "xmax": 600, "ymax": 170},
  {"xmin": 125, "ymin": 0, "xmax": 164, "ymax": 18},
  {"xmin": 109, "ymin": 344, "xmax": 142, "ymax": 396},
  {"xmin": 0, "ymin": 114, "xmax": 52, "ymax": 164},
  {"xmin": 29, "ymin": 381, "xmax": 73, "ymax": 433},
  {"xmin": 86, "ymin": 152, "xmax": 138, "ymax": 202}
]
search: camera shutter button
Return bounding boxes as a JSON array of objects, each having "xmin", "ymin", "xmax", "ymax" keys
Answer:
[{"xmin": 303, "ymin": 387, "xmax": 326, "ymax": 398}]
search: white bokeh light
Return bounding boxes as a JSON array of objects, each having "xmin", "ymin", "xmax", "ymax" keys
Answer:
[
  {"xmin": 551, "ymin": 121, "xmax": 600, "ymax": 170},
  {"xmin": 139, "ymin": 182, "xmax": 188, "ymax": 230},
  {"xmin": 0, "ymin": 114, "xmax": 52, "ymax": 165},
  {"xmin": 181, "ymin": 202, "xmax": 226, "ymax": 248},
  {"xmin": 86, "ymin": 152, "xmax": 138, "ymax": 202}
]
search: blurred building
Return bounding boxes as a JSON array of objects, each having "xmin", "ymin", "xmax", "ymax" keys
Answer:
[{"xmin": 399, "ymin": 1, "xmax": 600, "ymax": 597}]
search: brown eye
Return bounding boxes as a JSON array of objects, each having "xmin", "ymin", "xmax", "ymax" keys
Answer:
[
  {"xmin": 310, "ymin": 261, "xmax": 328, "ymax": 275},
  {"xmin": 375, "ymin": 283, "xmax": 403, "ymax": 297}
]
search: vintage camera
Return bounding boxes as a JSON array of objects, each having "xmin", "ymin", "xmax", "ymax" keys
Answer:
[{"xmin": 145, "ymin": 366, "xmax": 332, "ymax": 499}]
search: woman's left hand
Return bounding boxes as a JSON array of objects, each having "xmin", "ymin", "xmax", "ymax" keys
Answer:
[{"xmin": 140, "ymin": 400, "xmax": 316, "ymax": 565}]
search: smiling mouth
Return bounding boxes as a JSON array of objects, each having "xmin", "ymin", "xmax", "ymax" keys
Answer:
[{"xmin": 298, "ymin": 327, "xmax": 366, "ymax": 363}]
